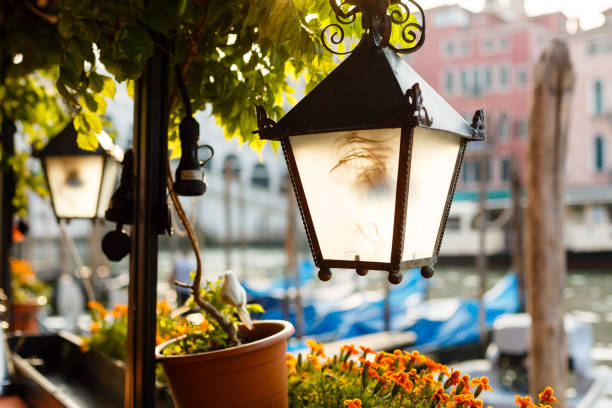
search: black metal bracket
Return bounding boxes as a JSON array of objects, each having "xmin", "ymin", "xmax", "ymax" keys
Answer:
[
  {"xmin": 385, "ymin": 83, "xmax": 433, "ymax": 128},
  {"xmin": 322, "ymin": 0, "xmax": 426, "ymax": 55},
  {"xmin": 253, "ymin": 105, "xmax": 288, "ymax": 140},
  {"xmin": 470, "ymin": 107, "xmax": 486, "ymax": 141}
]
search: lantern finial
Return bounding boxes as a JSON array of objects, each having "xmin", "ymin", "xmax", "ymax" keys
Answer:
[{"xmin": 322, "ymin": 0, "xmax": 426, "ymax": 55}]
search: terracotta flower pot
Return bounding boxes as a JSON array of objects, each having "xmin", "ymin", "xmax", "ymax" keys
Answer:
[
  {"xmin": 13, "ymin": 303, "xmax": 40, "ymax": 334},
  {"xmin": 156, "ymin": 320, "xmax": 294, "ymax": 408}
]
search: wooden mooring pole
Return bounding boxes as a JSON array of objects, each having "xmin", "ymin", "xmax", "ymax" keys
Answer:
[{"xmin": 525, "ymin": 39, "xmax": 574, "ymax": 407}]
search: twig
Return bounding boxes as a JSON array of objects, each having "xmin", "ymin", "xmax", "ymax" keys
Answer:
[
  {"xmin": 166, "ymin": 164, "xmax": 239, "ymax": 347},
  {"xmin": 24, "ymin": 2, "xmax": 58, "ymax": 24}
]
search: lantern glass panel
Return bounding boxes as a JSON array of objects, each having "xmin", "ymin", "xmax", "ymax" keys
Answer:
[
  {"xmin": 45, "ymin": 155, "xmax": 105, "ymax": 218},
  {"xmin": 97, "ymin": 159, "xmax": 120, "ymax": 218},
  {"xmin": 290, "ymin": 128, "xmax": 401, "ymax": 262},
  {"xmin": 402, "ymin": 128, "xmax": 462, "ymax": 263}
]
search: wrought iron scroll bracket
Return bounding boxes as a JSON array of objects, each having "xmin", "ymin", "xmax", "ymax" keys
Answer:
[
  {"xmin": 470, "ymin": 107, "xmax": 486, "ymax": 141},
  {"xmin": 385, "ymin": 83, "xmax": 433, "ymax": 128},
  {"xmin": 253, "ymin": 105, "xmax": 288, "ymax": 140},
  {"xmin": 322, "ymin": 0, "xmax": 426, "ymax": 55}
]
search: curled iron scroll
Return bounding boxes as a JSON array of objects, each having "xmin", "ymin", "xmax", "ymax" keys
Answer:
[{"xmin": 321, "ymin": 0, "xmax": 426, "ymax": 55}]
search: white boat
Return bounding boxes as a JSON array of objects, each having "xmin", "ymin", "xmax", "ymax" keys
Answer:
[{"xmin": 454, "ymin": 313, "xmax": 612, "ymax": 408}]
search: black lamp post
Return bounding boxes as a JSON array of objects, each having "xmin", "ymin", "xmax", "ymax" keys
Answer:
[
  {"xmin": 36, "ymin": 121, "xmax": 122, "ymax": 220},
  {"xmin": 255, "ymin": 0, "xmax": 486, "ymax": 284}
]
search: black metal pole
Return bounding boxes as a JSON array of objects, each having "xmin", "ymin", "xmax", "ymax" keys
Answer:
[
  {"xmin": 124, "ymin": 38, "xmax": 169, "ymax": 408},
  {"xmin": 0, "ymin": 119, "xmax": 16, "ymax": 327}
]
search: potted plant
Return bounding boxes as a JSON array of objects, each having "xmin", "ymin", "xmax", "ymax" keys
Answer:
[
  {"xmin": 10, "ymin": 258, "xmax": 50, "ymax": 333},
  {"xmin": 288, "ymin": 341, "xmax": 560, "ymax": 408},
  {"xmin": 147, "ymin": 174, "xmax": 294, "ymax": 408},
  {"xmin": 155, "ymin": 274, "xmax": 292, "ymax": 408}
]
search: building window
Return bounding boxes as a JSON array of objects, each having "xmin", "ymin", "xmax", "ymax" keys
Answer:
[
  {"xmin": 251, "ymin": 163, "xmax": 269, "ymax": 189},
  {"xmin": 445, "ymin": 70, "xmax": 454, "ymax": 93},
  {"xmin": 461, "ymin": 69, "xmax": 469, "ymax": 93},
  {"xmin": 501, "ymin": 158, "xmax": 510, "ymax": 181},
  {"xmin": 518, "ymin": 68, "xmax": 528, "ymax": 87},
  {"xmin": 595, "ymin": 135, "xmax": 605, "ymax": 172},
  {"xmin": 461, "ymin": 41, "xmax": 471, "ymax": 56},
  {"xmin": 446, "ymin": 216, "xmax": 461, "ymax": 230},
  {"xmin": 594, "ymin": 80, "xmax": 604, "ymax": 115},
  {"xmin": 445, "ymin": 40, "xmax": 455, "ymax": 56},
  {"xmin": 500, "ymin": 65, "xmax": 509, "ymax": 87},
  {"xmin": 484, "ymin": 67, "xmax": 493, "ymax": 90},
  {"xmin": 498, "ymin": 113, "xmax": 509, "ymax": 140},
  {"xmin": 482, "ymin": 38, "xmax": 494, "ymax": 53},
  {"xmin": 223, "ymin": 154, "xmax": 241, "ymax": 178},
  {"xmin": 516, "ymin": 118, "xmax": 527, "ymax": 139},
  {"xmin": 499, "ymin": 37, "xmax": 510, "ymax": 51}
]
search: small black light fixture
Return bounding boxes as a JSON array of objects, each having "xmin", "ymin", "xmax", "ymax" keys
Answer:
[
  {"xmin": 254, "ymin": 0, "xmax": 486, "ymax": 284},
  {"xmin": 36, "ymin": 121, "xmax": 123, "ymax": 220},
  {"xmin": 173, "ymin": 66, "xmax": 214, "ymax": 196},
  {"xmin": 102, "ymin": 149, "xmax": 134, "ymax": 262}
]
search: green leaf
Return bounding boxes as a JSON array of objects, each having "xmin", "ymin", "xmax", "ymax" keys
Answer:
[
  {"xmin": 57, "ymin": 17, "xmax": 73, "ymax": 38},
  {"xmin": 89, "ymin": 72, "xmax": 104, "ymax": 93},
  {"xmin": 100, "ymin": 75, "xmax": 116, "ymax": 99},
  {"xmin": 82, "ymin": 93, "xmax": 99, "ymax": 113},
  {"xmin": 76, "ymin": 130, "xmax": 99, "ymax": 151},
  {"xmin": 119, "ymin": 24, "xmax": 154, "ymax": 60},
  {"xmin": 82, "ymin": 111, "xmax": 103, "ymax": 134},
  {"xmin": 126, "ymin": 80, "xmax": 135, "ymax": 99},
  {"xmin": 80, "ymin": 20, "xmax": 101, "ymax": 43}
]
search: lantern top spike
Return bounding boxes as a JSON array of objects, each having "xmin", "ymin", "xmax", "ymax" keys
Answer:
[{"xmin": 322, "ymin": 0, "xmax": 426, "ymax": 55}]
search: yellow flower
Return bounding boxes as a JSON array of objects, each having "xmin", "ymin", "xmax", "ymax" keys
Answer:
[{"xmin": 90, "ymin": 322, "xmax": 100, "ymax": 333}]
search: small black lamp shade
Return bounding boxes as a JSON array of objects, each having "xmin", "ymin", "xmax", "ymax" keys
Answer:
[
  {"xmin": 256, "ymin": 38, "xmax": 485, "ymax": 283},
  {"xmin": 36, "ymin": 121, "xmax": 122, "ymax": 220}
]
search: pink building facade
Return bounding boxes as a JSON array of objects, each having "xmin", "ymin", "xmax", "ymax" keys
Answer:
[
  {"xmin": 407, "ymin": 2, "xmax": 566, "ymax": 193},
  {"xmin": 567, "ymin": 10, "xmax": 612, "ymax": 187}
]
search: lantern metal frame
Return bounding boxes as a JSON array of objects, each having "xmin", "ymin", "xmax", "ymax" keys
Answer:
[
  {"xmin": 35, "ymin": 121, "xmax": 122, "ymax": 221},
  {"xmin": 255, "ymin": 2, "xmax": 486, "ymax": 283}
]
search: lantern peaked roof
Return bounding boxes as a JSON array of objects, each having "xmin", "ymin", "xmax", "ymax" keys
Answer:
[
  {"xmin": 37, "ymin": 121, "xmax": 114, "ymax": 157},
  {"xmin": 277, "ymin": 38, "xmax": 474, "ymax": 139}
]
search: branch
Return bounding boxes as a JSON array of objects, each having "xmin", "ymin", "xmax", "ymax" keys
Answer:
[
  {"xmin": 166, "ymin": 163, "xmax": 240, "ymax": 347},
  {"xmin": 25, "ymin": 2, "xmax": 58, "ymax": 24}
]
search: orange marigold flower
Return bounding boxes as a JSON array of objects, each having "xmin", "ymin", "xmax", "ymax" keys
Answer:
[
  {"xmin": 156, "ymin": 300, "xmax": 172, "ymax": 316},
  {"xmin": 515, "ymin": 395, "xmax": 536, "ymax": 408},
  {"xmin": 286, "ymin": 354, "xmax": 297, "ymax": 370},
  {"xmin": 90, "ymin": 322, "xmax": 100, "ymax": 333},
  {"xmin": 453, "ymin": 392, "xmax": 475, "ymax": 404},
  {"xmin": 367, "ymin": 367, "xmax": 380, "ymax": 379},
  {"xmin": 444, "ymin": 369, "xmax": 462, "ymax": 388},
  {"xmin": 306, "ymin": 339, "xmax": 326, "ymax": 357},
  {"xmin": 343, "ymin": 399, "xmax": 362, "ymax": 408},
  {"xmin": 433, "ymin": 387, "xmax": 451, "ymax": 403},
  {"xmin": 538, "ymin": 387, "xmax": 558, "ymax": 404},
  {"xmin": 88, "ymin": 301, "xmax": 108, "ymax": 318},
  {"xmin": 359, "ymin": 345, "xmax": 375, "ymax": 356},
  {"xmin": 341, "ymin": 344, "xmax": 359, "ymax": 356},
  {"xmin": 471, "ymin": 377, "xmax": 493, "ymax": 391},
  {"xmin": 111, "ymin": 304, "xmax": 128, "ymax": 319}
]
